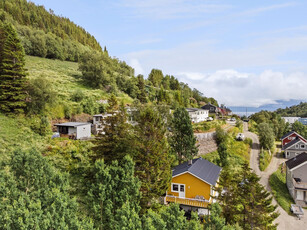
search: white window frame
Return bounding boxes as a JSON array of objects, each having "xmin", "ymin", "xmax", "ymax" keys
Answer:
[
  {"xmin": 296, "ymin": 144, "xmax": 299, "ymax": 149},
  {"xmin": 171, "ymin": 183, "xmax": 185, "ymax": 193}
]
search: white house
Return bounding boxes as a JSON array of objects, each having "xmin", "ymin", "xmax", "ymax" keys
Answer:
[
  {"xmin": 55, "ymin": 122, "xmax": 91, "ymax": 140},
  {"xmin": 282, "ymin": 117, "xmax": 300, "ymax": 124},
  {"xmin": 92, "ymin": 113, "xmax": 113, "ymax": 135},
  {"xmin": 186, "ymin": 108, "xmax": 209, "ymax": 123}
]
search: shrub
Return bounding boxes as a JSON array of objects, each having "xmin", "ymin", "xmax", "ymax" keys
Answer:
[{"xmin": 71, "ymin": 89, "xmax": 84, "ymax": 102}]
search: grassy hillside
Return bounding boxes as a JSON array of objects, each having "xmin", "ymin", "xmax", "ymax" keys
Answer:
[
  {"xmin": 25, "ymin": 56, "xmax": 133, "ymax": 111},
  {"xmin": 0, "ymin": 114, "xmax": 47, "ymax": 157}
]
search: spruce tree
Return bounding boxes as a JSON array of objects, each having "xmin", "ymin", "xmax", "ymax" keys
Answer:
[
  {"xmin": 134, "ymin": 106, "xmax": 172, "ymax": 210},
  {"xmin": 136, "ymin": 74, "xmax": 147, "ymax": 103},
  {"xmin": 87, "ymin": 156, "xmax": 141, "ymax": 230},
  {"xmin": 169, "ymin": 107, "xmax": 198, "ymax": 163},
  {"xmin": 0, "ymin": 23, "xmax": 27, "ymax": 114},
  {"xmin": 92, "ymin": 94, "xmax": 135, "ymax": 163},
  {"xmin": 216, "ymin": 164, "xmax": 279, "ymax": 229}
]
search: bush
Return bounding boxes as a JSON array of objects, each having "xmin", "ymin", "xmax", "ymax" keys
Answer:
[
  {"xmin": 63, "ymin": 104, "xmax": 72, "ymax": 119},
  {"xmin": 71, "ymin": 89, "xmax": 85, "ymax": 102},
  {"xmin": 244, "ymin": 138, "xmax": 253, "ymax": 148},
  {"xmin": 259, "ymin": 149, "xmax": 272, "ymax": 171},
  {"xmin": 30, "ymin": 116, "xmax": 51, "ymax": 136}
]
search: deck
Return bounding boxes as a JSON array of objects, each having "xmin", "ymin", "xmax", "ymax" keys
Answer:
[
  {"xmin": 293, "ymin": 178, "xmax": 307, "ymax": 190},
  {"xmin": 165, "ymin": 195, "xmax": 210, "ymax": 208}
]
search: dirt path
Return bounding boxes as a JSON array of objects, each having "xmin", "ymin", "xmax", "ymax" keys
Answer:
[{"xmin": 243, "ymin": 122, "xmax": 307, "ymax": 229}]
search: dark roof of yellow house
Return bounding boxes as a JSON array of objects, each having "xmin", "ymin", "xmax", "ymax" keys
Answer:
[{"xmin": 172, "ymin": 158, "xmax": 222, "ymax": 185}]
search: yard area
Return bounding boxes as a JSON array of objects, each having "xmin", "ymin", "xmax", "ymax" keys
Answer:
[{"xmin": 269, "ymin": 164, "xmax": 294, "ymax": 215}]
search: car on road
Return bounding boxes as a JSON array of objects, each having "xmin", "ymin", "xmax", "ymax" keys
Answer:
[
  {"xmin": 230, "ymin": 117, "xmax": 236, "ymax": 122},
  {"xmin": 207, "ymin": 117, "xmax": 213, "ymax": 121},
  {"xmin": 236, "ymin": 133, "xmax": 245, "ymax": 141}
]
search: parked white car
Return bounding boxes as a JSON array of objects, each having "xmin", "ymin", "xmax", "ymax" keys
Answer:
[
  {"xmin": 207, "ymin": 117, "xmax": 213, "ymax": 121},
  {"xmin": 236, "ymin": 133, "xmax": 244, "ymax": 141}
]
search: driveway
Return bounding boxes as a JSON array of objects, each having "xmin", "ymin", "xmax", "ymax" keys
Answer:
[{"xmin": 243, "ymin": 122, "xmax": 307, "ymax": 229}]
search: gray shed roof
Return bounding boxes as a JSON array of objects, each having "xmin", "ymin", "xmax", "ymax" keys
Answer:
[
  {"xmin": 55, "ymin": 122, "xmax": 91, "ymax": 127},
  {"xmin": 286, "ymin": 152, "xmax": 307, "ymax": 170},
  {"xmin": 172, "ymin": 157, "xmax": 222, "ymax": 185}
]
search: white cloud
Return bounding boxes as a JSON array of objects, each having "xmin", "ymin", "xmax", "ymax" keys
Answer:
[
  {"xmin": 176, "ymin": 70, "xmax": 307, "ymax": 107},
  {"xmin": 123, "ymin": 36, "xmax": 307, "ymax": 75},
  {"xmin": 239, "ymin": 2, "xmax": 297, "ymax": 17},
  {"xmin": 129, "ymin": 58, "xmax": 144, "ymax": 75},
  {"xmin": 116, "ymin": 0, "xmax": 232, "ymax": 19}
]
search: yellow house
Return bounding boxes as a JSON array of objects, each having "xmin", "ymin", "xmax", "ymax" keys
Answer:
[{"xmin": 165, "ymin": 157, "xmax": 221, "ymax": 210}]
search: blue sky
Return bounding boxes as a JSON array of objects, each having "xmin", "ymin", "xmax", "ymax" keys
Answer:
[{"xmin": 30, "ymin": 0, "xmax": 307, "ymax": 107}]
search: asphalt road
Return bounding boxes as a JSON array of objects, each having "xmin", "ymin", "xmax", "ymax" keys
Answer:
[{"xmin": 243, "ymin": 122, "xmax": 307, "ymax": 229}]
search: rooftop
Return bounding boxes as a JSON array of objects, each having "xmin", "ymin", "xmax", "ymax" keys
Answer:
[
  {"xmin": 186, "ymin": 108, "xmax": 208, "ymax": 112},
  {"xmin": 173, "ymin": 157, "xmax": 222, "ymax": 185},
  {"xmin": 280, "ymin": 131, "xmax": 296, "ymax": 140},
  {"xmin": 282, "ymin": 138, "xmax": 304, "ymax": 150},
  {"xmin": 55, "ymin": 122, "xmax": 91, "ymax": 127},
  {"xmin": 286, "ymin": 152, "xmax": 307, "ymax": 170}
]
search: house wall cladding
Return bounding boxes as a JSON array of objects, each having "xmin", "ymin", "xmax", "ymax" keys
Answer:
[{"xmin": 77, "ymin": 125, "xmax": 91, "ymax": 139}]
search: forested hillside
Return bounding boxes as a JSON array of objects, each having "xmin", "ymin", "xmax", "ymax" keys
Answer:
[
  {"xmin": 0, "ymin": 0, "xmax": 101, "ymax": 61},
  {"xmin": 276, "ymin": 102, "xmax": 307, "ymax": 117}
]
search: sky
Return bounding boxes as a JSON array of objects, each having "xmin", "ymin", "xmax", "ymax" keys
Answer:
[{"xmin": 30, "ymin": 0, "xmax": 307, "ymax": 107}]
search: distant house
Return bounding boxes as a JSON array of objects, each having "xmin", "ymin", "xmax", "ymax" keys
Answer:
[
  {"xmin": 92, "ymin": 113, "xmax": 113, "ymax": 135},
  {"xmin": 282, "ymin": 117, "xmax": 300, "ymax": 124},
  {"xmin": 226, "ymin": 108, "xmax": 233, "ymax": 116},
  {"xmin": 282, "ymin": 137, "xmax": 307, "ymax": 159},
  {"xmin": 286, "ymin": 152, "xmax": 307, "ymax": 207},
  {"xmin": 165, "ymin": 158, "xmax": 222, "ymax": 214},
  {"xmin": 55, "ymin": 122, "xmax": 91, "ymax": 140},
  {"xmin": 201, "ymin": 103, "xmax": 219, "ymax": 114},
  {"xmin": 186, "ymin": 108, "xmax": 209, "ymax": 123},
  {"xmin": 280, "ymin": 131, "xmax": 307, "ymax": 147}
]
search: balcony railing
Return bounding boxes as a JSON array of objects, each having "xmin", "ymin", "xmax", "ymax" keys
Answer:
[
  {"xmin": 165, "ymin": 195, "xmax": 210, "ymax": 208},
  {"xmin": 293, "ymin": 178, "xmax": 307, "ymax": 190}
]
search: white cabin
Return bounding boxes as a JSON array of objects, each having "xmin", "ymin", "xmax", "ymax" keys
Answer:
[{"xmin": 55, "ymin": 122, "xmax": 91, "ymax": 140}]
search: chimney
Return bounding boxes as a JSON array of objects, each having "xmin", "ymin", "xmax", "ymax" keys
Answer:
[{"xmin": 188, "ymin": 159, "xmax": 193, "ymax": 165}]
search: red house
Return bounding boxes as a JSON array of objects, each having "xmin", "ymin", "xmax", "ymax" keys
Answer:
[{"xmin": 281, "ymin": 131, "xmax": 307, "ymax": 147}]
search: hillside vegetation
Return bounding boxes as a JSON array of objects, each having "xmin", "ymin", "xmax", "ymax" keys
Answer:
[
  {"xmin": 25, "ymin": 55, "xmax": 133, "ymax": 119},
  {"xmin": 0, "ymin": 0, "xmax": 101, "ymax": 50},
  {"xmin": 276, "ymin": 102, "xmax": 307, "ymax": 117}
]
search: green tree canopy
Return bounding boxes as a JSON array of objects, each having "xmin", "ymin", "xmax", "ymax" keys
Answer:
[
  {"xmin": 134, "ymin": 106, "xmax": 173, "ymax": 210},
  {"xmin": 0, "ymin": 148, "xmax": 92, "ymax": 229},
  {"xmin": 216, "ymin": 164, "xmax": 279, "ymax": 230},
  {"xmin": 169, "ymin": 107, "xmax": 198, "ymax": 163},
  {"xmin": 148, "ymin": 69, "xmax": 163, "ymax": 87},
  {"xmin": 258, "ymin": 122, "xmax": 275, "ymax": 150},
  {"xmin": 0, "ymin": 23, "xmax": 27, "ymax": 114},
  {"xmin": 87, "ymin": 155, "xmax": 141, "ymax": 230},
  {"xmin": 92, "ymin": 95, "xmax": 135, "ymax": 163}
]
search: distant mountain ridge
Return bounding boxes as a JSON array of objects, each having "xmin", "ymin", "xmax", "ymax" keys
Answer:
[{"xmin": 230, "ymin": 99, "xmax": 307, "ymax": 116}]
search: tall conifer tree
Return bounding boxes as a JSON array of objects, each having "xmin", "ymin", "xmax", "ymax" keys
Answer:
[
  {"xmin": 134, "ymin": 106, "xmax": 172, "ymax": 210},
  {"xmin": 169, "ymin": 108, "xmax": 198, "ymax": 163},
  {"xmin": 0, "ymin": 23, "xmax": 27, "ymax": 114}
]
